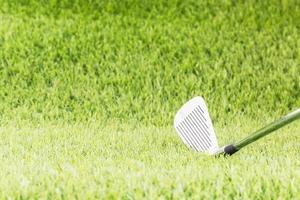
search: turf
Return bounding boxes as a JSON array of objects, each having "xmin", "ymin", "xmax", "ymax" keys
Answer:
[
  {"xmin": 1, "ymin": 120, "xmax": 299, "ymax": 199},
  {"xmin": 0, "ymin": 0, "xmax": 299, "ymax": 199}
]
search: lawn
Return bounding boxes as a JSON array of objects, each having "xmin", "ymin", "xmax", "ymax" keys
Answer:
[
  {"xmin": 0, "ymin": 0, "xmax": 299, "ymax": 199},
  {"xmin": 0, "ymin": 119, "xmax": 299, "ymax": 199}
]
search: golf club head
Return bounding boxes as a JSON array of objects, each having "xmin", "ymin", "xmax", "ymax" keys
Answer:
[{"xmin": 174, "ymin": 96, "xmax": 220, "ymax": 155}]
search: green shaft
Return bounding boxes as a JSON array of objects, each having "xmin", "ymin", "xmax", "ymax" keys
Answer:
[{"xmin": 235, "ymin": 108, "xmax": 300, "ymax": 150}]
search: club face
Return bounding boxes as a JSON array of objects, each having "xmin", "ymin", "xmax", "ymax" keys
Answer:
[{"xmin": 174, "ymin": 97, "xmax": 219, "ymax": 155}]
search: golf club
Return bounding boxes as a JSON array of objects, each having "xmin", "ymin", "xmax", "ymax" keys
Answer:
[{"xmin": 174, "ymin": 96, "xmax": 300, "ymax": 156}]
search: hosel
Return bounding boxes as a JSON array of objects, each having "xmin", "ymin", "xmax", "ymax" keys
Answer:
[{"xmin": 223, "ymin": 144, "xmax": 239, "ymax": 156}]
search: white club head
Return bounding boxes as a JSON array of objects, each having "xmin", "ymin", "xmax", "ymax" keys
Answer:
[{"xmin": 174, "ymin": 96, "xmax": 220, "ymax": 155}]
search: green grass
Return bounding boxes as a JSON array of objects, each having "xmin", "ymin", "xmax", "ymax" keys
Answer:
[
  {"xmin": 0, "ymin": 0, "xmax": 300, "ymax": 199},
  {"xmin": 0, "ymin": 119, "xmax": 299, "ymax": 199},
  {"xmin": 0, "ymin": 0, "xmax": 300, "ymax": 124}
]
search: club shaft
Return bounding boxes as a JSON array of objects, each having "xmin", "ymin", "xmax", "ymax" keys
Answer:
[{"xmin": 234, "ymin": 108, "xmax": 300, "ymax": 150}]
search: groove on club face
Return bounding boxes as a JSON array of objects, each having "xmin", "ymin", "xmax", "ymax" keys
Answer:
[{"xmin": 174, "ymin": 97, "xmax": 219, "ymax": 154}]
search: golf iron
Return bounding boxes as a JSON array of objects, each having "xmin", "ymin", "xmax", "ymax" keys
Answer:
[{"xmin": 174, "ymin": 96, "xmax": 300, "ymax": 156}]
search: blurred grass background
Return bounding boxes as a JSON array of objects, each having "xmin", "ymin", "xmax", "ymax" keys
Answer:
[{"xmin": 0, "ymin": 0, "xmax": 299, "ymax": 125}]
